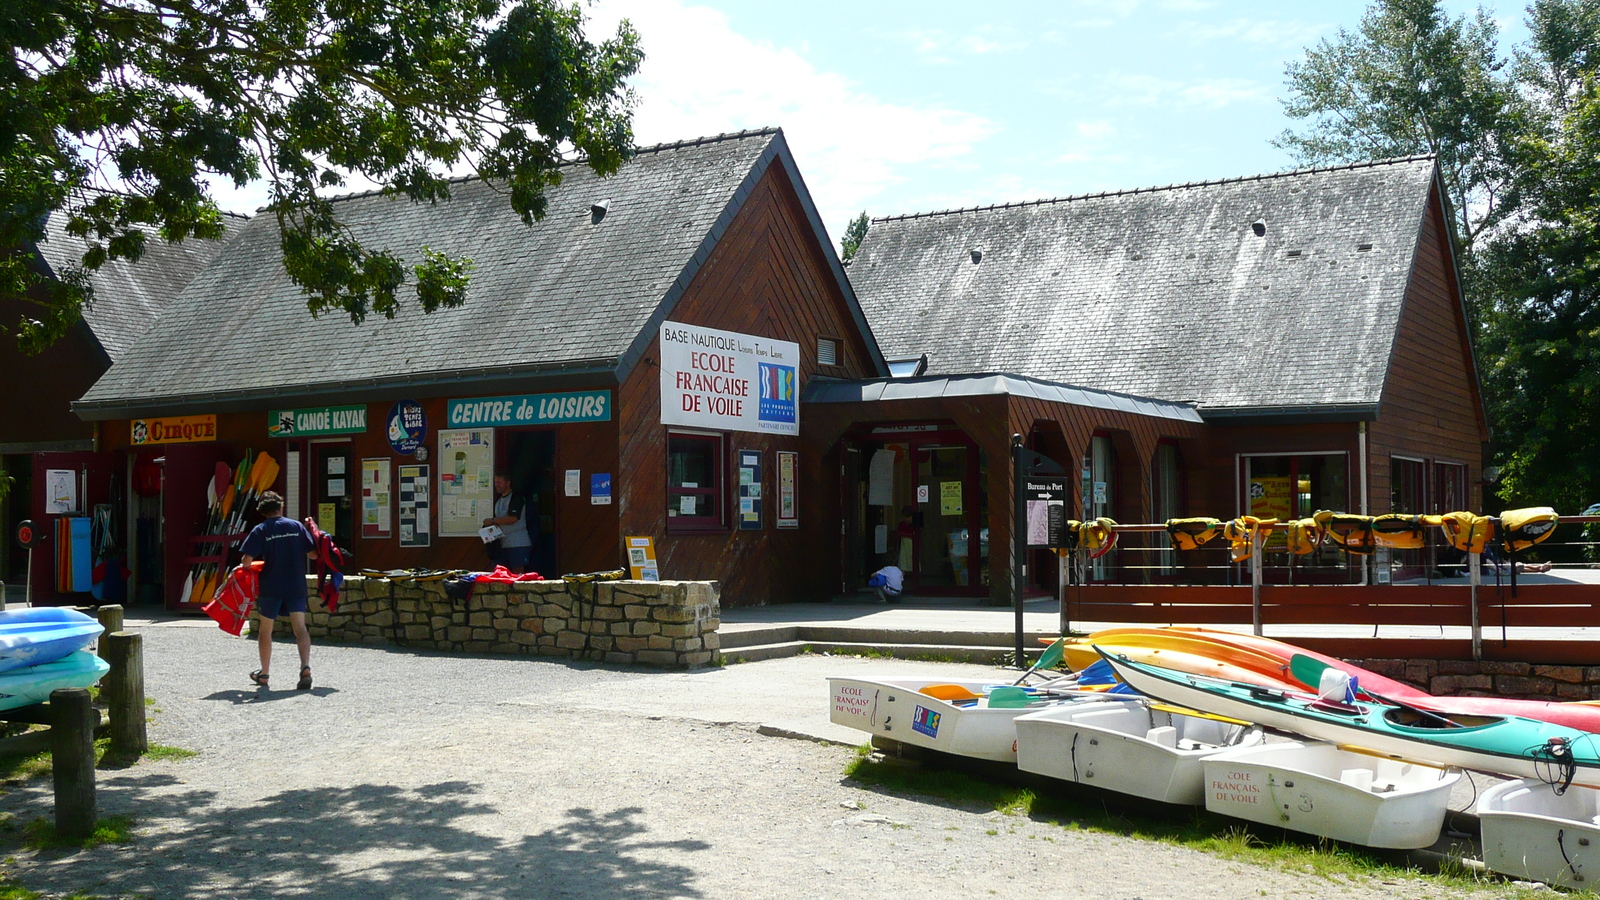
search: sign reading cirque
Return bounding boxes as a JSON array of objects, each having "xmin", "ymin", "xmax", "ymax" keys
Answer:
[
  {"xmin": 131, "ymin": 415, "xmax": 216, "ymax": 445},
  {"xmin": 658, "ymin": 321, "xmax": 799, "ymax": 436}
]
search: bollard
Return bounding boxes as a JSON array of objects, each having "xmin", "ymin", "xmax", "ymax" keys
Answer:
[
  {"xmin": 50, "ymin": 688, "xmax": 96, "ymax": 840},
  {"xmin": 104, "ymin": 632, "xmax": 146, "ymax": 757},
  {"xmin": 96, "ymin": 606, "xmax": 123, "ymax": 660}
]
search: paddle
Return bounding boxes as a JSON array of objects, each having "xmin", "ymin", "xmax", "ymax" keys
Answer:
[
  {"xmin": 920, "ymin": 684, "xmax": 983, "ymax": 701},
  {"xmin": 1288, "ymin": 654, "xmax": 1461, "ymax": 727},
  {"xmin": 1147, "ymin": 701, "xmax": 1252, "ymax": 727},
  {"xmin": 1013, "ymin": 638, "xmax": 1067, "ymax": 685}
]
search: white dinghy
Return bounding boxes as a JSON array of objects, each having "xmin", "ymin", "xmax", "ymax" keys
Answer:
[
  {"xmin": 1202, "ymin": 741, "xmax": 1460, "ymax": 849},
  {"xmin": 1012, "ymin": 699, "xmax": 1263, "ymax": 805},
  {"xmin": 1478, "ymin": 778, "xmax": 1600, "ymax": 889},
  {"xmin": 827, "ymin": 676, "xmax": 1115, "ymax": 762}
]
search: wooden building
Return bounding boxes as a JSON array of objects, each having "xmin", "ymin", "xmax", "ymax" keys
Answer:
[{"xmin": 63, "ymin": 129, "xmax": 884, "ymax": 609}]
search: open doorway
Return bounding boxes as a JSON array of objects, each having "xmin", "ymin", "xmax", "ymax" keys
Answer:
[{"xmin": 498, "ymin": 430, "xmax": 558, "ymax": 576}]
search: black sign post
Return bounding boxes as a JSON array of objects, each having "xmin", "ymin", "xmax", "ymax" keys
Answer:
[
  {"xmin": 13, "ymin": 520, "xmax": 46, "ymax": 610},
  {"xmin": 1011, "ymin": 435, "xmax": 1065, "ymax": 668}
]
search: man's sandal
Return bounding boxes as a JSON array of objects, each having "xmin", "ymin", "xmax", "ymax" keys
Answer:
[
  {"xmin": 249, "ymin": 670, "xmax": 269, "ymax": 687},
  {"xmin": 297, "ymin": 667, "xmax": 312, "ymax": 691}
]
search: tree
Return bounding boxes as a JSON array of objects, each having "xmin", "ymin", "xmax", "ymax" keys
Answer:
[
  {"xmin": 2, "ymin": 0, "xmax": 643, "ymax": 354},
  {"xmin": 1275, "ymin": 0, "xmax": 1519, "ymax": 255},
  {"xmin": 839, "ymin": 211, "xmax": 868, "ymax": 262}
]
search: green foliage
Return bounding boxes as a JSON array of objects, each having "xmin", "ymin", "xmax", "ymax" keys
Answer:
[
  {"xmin": 840, "ymin": 211, "xmax": 869, "ymax": 262},
  {"xmin": 2, "ymin": 0, "xmax": 643, "ymax": 352}
]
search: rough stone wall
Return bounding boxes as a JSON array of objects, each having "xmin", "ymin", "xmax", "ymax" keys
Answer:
[
  {"xmin": 260, "ymin": 578, "xmax": 721, "ymax": 667},
  {"xmin": 1352, "ymin": 658, "xmax": 1600, "ymax": 701}
]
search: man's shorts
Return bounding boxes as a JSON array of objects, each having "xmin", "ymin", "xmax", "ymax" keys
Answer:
[{"xmin": 257, "ymin": 591, "xmax": 309, "ymax": 620}]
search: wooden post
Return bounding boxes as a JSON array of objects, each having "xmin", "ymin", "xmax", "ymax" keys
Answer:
[
  {"xmin": 50, "ymin": 687, "xmax": 96, "ymax": 840},
  {"xmin": 96, "ymin": 605, "xmax": 123, "ymax": 661},
  {"xmin": 103, "ymin": 632, "xmax": 147, "ymax": 757}
]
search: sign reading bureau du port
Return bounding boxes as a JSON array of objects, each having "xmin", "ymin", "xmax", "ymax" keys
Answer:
[{"xmin": 447, "ymin": 391, "xmax": 612, "ymax": 427}]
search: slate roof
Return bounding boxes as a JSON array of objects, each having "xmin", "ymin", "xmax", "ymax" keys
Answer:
[
  {"xmin": 76, "ymin": 128, "xmax": 883, "ymax": 418},
  {"xmin": 847, "ymin": 157, "xmax": 1445, "ymax": 413},
  {"xmin": 804, "ymin": 373, "xmax": 1202, "ymax": 423},
  {"xmin": 31, "ymin": 196, "xmax": 242, "ymax": 360}
]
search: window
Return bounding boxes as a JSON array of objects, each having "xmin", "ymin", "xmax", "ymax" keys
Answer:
[
  {"xmin": 817, "ymin": 337, "xmax": 839, "ymax": 367},
  {"xmin": 668, "ymin": 433, "xmax": 724, "ymax": 530},
  {"xmin": 1434, "ymin": 463, "xmax": 1468, "ymax": 513},
  {"xmin": 1391, "ymin": 457, "xmax": 1425, "ymax": 513}
]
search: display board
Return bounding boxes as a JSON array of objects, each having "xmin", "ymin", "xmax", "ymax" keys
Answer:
[
  {"xmin": 737, "ymin": 449, "xmax": 763, "ymax": 530},
  {"xmin": 625, "ymin": 536, "xmax": 659, "ymax": 581},
  {"xmin": 361, "ymin": 458, "xmax": 392, "ymax": 539},
  {"xmin": 776, "ymin": 451, "xmax": 798, "ymax": 529},
  {"xmin": 438, "ymin": 429, "xmax": 493, "ymax": 537},
  {"xmin": 1023, "ymin": 477, "xmax": 1068, "ymax": 549},
  {"xmin": 397, "ymin": 464, "xmax": 431, "ymax": 547},
  {"xmin": 658, "ymin": 320, "xmax": 800, "ymax": 435}
]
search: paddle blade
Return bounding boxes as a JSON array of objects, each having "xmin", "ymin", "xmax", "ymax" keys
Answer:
[
  {"xmin": 920, "ymin": 684, "xmax": 983, "ymax": 702},
  {"xmin": 1288, "ymin": 653, "xmax": 1335, "ymax": 691},
  {"xmin": 1036, "ymin": 638, "xmax": 1066, "ymax": 671},
  {"xmin": 248, "ymin": 451, "xmax": 277, "ymax": 491},
  {"xmin": 181, "ymin": 572, "xmax": 195, "ymax": 605},
  {"xmin": 220, "ymin": 484, "xmax": 237, "ymax": 519},
  {"xmin": 986, "ymin": 687, "xmax": 1036, "ymax": 708}
]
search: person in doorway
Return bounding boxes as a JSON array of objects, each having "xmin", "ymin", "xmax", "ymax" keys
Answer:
[
  {"xmin": 868, "ymin": 565, "xmax": 904, "ymax": 603},
  {"xmin": 238, "ymin": 491, "xmax": 317, "ymax": 690},
  {"xmin": 482, "ymin": 474, "xmax": 535, "ymax": 573}
]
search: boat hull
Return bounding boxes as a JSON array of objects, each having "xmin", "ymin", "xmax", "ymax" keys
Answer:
[
  {"xmin": 828, "ymin": 677, "xmax": 1116, "ymax": 762},
  {"xmin": 1014, "ymin": 699, "xmax": 1263, "ymax": 805},
  {"xmin": 1479, "ymin": 779, "xmax": 1600, "ymax": 889},
  {"xmin": 0, "ymin": 650, "xmax": 110, "ymax": 712},
  {"xmin": 0, "ymin": 608, "xmax": 104, "ymax": 675},
  {"xmin": 1202, "ymin": 741, "xmax": 1458, "ymax": 849}
]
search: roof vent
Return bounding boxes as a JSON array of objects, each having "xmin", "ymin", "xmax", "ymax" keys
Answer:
[
  {"xmin": 1357, "ymin": 242, "xmax": 1373, "ymax": 252},
  {"xmin": 1251, "ymin": 219, "xmax": 1266, "ymax": 237},
  {"xmin": 590, "ymin": 199, "xmax": 610, "ymax": 223},
  {"xmin": 1286, "ymin": 249, "xmax": 1303, "ymax": 258},
  {"xmin": 970, "ymin": 248, "xmax": 983, "ymax": 264}
]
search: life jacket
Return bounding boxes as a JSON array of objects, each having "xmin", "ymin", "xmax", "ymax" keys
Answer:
[
  {"xmin": 1438, "ymin": 511, "xmax": 1494, "ymax": 554},
  {"xmin": 1057, "ymin": 521, "xmax": 1083, "ymax": 552},
  {"xmin": 1078, "ymin": 518, "xmax": 1118, "ymax": 559},
  {"xmin": 1315, "ymin": 510, "xmax": 1376, "ymax": 555},
  {"xmin": 1500, "ymin": 507, "xmax": 1559, "ymax": 553},
  {"xmin": 1285, "ymin": 518, "xmax": 1322, "ymax": 555},
  {"xmin": 202, "ymin": 561, "xmax": 264, "ymax": 636},
  {"xmin": 1165, "ymin": 518, "xmax": 1222, "ymax": 552},
  {"xmin": 305, "ymin": 518, "xmax": 348, "ymax": 613},
  {"xmin": 1223, "ymin": 516, "xmax": 1277, "ymax": 562},
  {"xmin": 1371, "ymin": 514, "xmax": 1427, "ymax": 550}
]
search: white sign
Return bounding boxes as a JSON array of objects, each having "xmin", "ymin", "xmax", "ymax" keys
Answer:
[
  {"xmin": 659, "ymin": 321, "xmax": 800, "ymax": 435},
  {"xmin": 564, "ymin": 469, "xmax": 581, "ymax": 497}
]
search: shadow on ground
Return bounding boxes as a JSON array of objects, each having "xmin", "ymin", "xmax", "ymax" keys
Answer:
[{"xmin": 4, "ymin": 774, "xmax": 710, "ymax": 899}]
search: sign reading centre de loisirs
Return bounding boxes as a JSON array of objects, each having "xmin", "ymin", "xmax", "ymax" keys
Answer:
[
  {"xmin": 268, "ymin": 405, "xmax": 367, "ymax": 438},
  {"xmin": 446, "ymin": 391, "xmax": 612, "ymax": 427},
  {"xmin": 659, "ymin": 321, "xmax": 799, "ymax": 435}
]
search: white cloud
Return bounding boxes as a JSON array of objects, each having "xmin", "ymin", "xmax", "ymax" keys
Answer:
[
  {"xmin": 1184, "ymin": 18, "xmax": 1330, "ymax": 48},
  {"xmin": 589, "ymin": 0, "xmax": 994, "ymax": 235}
]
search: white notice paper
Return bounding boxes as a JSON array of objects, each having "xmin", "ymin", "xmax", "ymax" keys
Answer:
[
  {"xmin": 868, "ymin": 449, "xmax": 896, "ymax": 507},
  {"xmin": 564, "ymin": 469, "xmax": 581, "ymax": 497}
]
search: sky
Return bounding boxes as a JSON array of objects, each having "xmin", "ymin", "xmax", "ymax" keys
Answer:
[{"xmin": 208, "ymin": 0, "xmax": 1533, "ymax": 248}]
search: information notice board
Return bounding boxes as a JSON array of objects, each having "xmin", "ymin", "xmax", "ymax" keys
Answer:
[
  {"xmin": 438, "ymin": 428, "xmax": 493, "ymax": 537},
  {"xmin": 360, "ymin": 458, "xmax": 392, "ymax": 539},
  {"xmin": 398, "ymin": 464, "xmax": 431, "ymax": 547}
]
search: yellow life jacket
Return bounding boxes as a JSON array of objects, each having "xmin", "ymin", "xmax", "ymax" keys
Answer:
[
  {"xmin": 1079, "ymin": 517, "xmax": 1119, "ymax": 559},
  {"xmin": 1223, "ymin": 516, "xmax": 1277, "ymax": 562},
  {"xmin": 1371, "ymin": 514, "xmax": 1427, "ymax": 550},
  {"xmin": 1165, "ymin": 517, "xmax": 1223, "ymax": 552},
  {"xmin": 1054, "ymin": 521, "xmax": 1083, "ymax": 555},
  {"xmin": 1286, "ymin": 518, "xmax": 1322, "ymax": 555},
  {"xmin": 1438, "ymin": 511, "xmax": 1494, "ymax": 554},
  {"xmin": 1315, "ymin": 510, "xmax": 1376, "ymax": 555},
  {"xmin": 1500, "ymin": 507, "xmax": 1560, "ymax": 553}
]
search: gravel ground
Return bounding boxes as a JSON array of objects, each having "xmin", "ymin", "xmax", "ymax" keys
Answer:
[{"xmin": 0, "ymin": 616, "xmax": 1517, "ymax": 900}]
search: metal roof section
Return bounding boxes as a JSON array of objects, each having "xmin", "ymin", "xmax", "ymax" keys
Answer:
[
  {"xmin": 803, "ymin": 372, "xmax": 1203, "ymax": 423},
  {"xmin": 77, "ymin": 128, "xmax": 886, "ymax": 419},
  {"xmin": 849, "ymin": 156, "xmax": 1440, "ymax": 411}
]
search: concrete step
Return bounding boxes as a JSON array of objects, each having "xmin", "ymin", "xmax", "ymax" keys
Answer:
[
  {"xmin": 717, "ymin": 624, "xmax": 1054, "ymax": 654},
  {"xmin": 718, "ymin": 640, "xmax": 1023, "ymax": 665}
]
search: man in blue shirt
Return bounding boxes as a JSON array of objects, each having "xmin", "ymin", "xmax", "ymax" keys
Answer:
[
  {"xmin": 481, "ymin": 474, "xmax": 535, "ymax": 573},
  {"xmin": 239, "ymin": 491, "xmax": 317, "ymax": 690}
]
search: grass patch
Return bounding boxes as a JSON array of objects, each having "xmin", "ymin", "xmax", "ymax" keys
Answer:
[
  {"xmin": 844, "ymin": 751, "xmax": 1505, "ymax": 891},
  {"xmin": 142, "ymin": 745, "xmax": 196, "ymax": 762},
  {"xmin": 23, "ymin": 814, "xmax": 133, "ymax": 851}
]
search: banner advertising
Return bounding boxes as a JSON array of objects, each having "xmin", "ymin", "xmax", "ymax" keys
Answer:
[
  {"xmin": 131, "ymin": 415, "xmax": 216, "ymax": 445},
  {"xmin": 268, "ymin": 405, "xmax": 367, "ymax": 438},
  {"xmin": 659, "ymin": 321, "xmax": 800, "ymax": 435},
  {"xmin": 446, "ymin": 391, "xmax": 611, "ymax": 428}
]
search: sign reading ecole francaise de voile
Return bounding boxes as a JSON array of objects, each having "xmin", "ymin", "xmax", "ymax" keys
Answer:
[
  {"xmin": 268, "ymin": 405, "xmax": 367, "ymax": 438},
  {"xmin": 659, "ymin": 321, "xmax": 799, "ymax": 436},
  {"xmin": 446, "ymin": 391, "xmax": 611, "ymax": 427}
]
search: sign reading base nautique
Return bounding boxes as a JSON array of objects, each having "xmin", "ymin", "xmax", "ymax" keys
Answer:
[{"xmin": 659, "ymin": 321, "xmax": 799, "ymax": 435}]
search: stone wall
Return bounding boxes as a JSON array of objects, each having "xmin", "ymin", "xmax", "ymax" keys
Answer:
[
  {"xmin": 1352, "ymin": 658, "xmax": 1600, "ymax": 701},
  {"xmin": 259, "ymin": 577, "xmax": 721, "ymax": 667}
]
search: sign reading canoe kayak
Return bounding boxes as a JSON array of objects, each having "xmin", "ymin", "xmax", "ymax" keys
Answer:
[
  {"xmin": 659, "ymin": 321, "xmax": 799, "ymax": 435},
  {"xmin": 267, "ymin": 405, "xmax": 367, "ymax": 438},
  {"xmin": 131, "ymin": 415, "xmax": 216, "ymax": 445},
  {"xmin": 446, "ymin": 391, "xmax": 611, "ymax": 427}
]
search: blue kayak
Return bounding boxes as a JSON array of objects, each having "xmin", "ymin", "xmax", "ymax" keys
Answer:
[
  {"xmin": 0, "ymin": 608, "xmax": 104, "ymax": 674},
  {"xmin": 0, "ymin": 650, "xmax": 110, "ymax": 712}
]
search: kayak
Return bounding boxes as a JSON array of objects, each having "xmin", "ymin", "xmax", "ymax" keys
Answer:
[
  {"xmin": 0, "ymin": 650, "xmax": 110, "ymax": 712},
  {"xmin": 1061, "ymin": 641, "xmax": 1301, "ymax": 692},
  {"xmin": 1098, "ymin": 647, "xmax": 1600, "ymax": 787},
  {"xmin": 0, "ymin": 608, "xmax": 104, "ymax": 674}
]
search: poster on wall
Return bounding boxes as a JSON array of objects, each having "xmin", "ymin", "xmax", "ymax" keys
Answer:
[
  {"xmin": 776, "ymin": 451, "xmax": 798, "ymax": 529},
  {"xmin": 361, "ymin": 458, "xmax": 392, "ymax": 539},
  {"xmin": 387, "ymin": 399, "xmax": 427, "ymax": 456},
  {"xmin": 737, "ymin": 450, "xmax": 763, "ymax": 530},
  {"xmin": 438, "ymin": 429, "xmax": 493, "ymax": 537},
  {"xmin": 45, "ymin": 469, "xmax": 77, "ymax": 515},
  {"xmin": 658, "ymin": 320, "xmax": 800, "ymax": 435},
  {"xmin": 397, "ymin": 464, "xmax": 431, "ymax": 548},
  {"xmin": 1250, "ymin": 475, "xmax": 1293, "ymax": 549}
]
